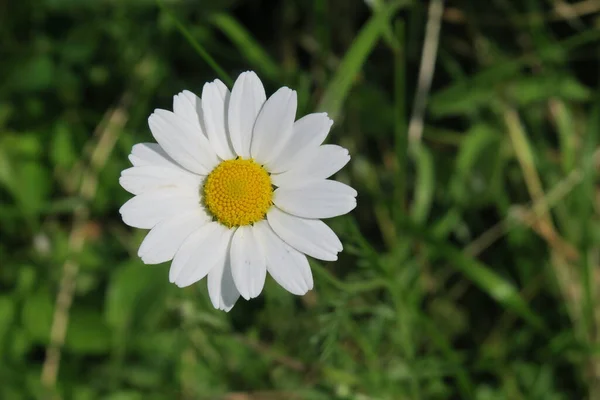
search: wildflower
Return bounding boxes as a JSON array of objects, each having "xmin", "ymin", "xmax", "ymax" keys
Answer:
[{"xmin": 120, "ymin": 71, "xmax": 356, "ymax": 311}]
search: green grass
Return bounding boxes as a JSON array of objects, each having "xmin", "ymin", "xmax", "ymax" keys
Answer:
[{"xmin": 1, "ymin": 0, "xmax": 599, "ymax": 399}]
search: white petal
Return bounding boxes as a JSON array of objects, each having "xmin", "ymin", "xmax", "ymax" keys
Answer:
[
  {"xmin": 119, "ymin": 189, "xmax": 200, "ymax": 229},
  {"xmin": 273, "ymin": 180, "xmax": 357, "ymax": 219},
  {"xmin": 169, "ymin": 222, "xmax": 234, "ymax": 288},
  {"xmin": 129, "ymin": 143, "xmax": 179, "ymax": 168},
  {"xmin": 253, "ymin": 221, "xmax": 313, "ymax": 296},
  {"xmin": 207, "ymin": 249, "xmax": 240, "ymax": 312},
  {"xmin": 202, "ymin": 80, "xmax": 235, "ymax": 160},
  {"xmin": 119, "ymin": 166, "xmax": 202, "ymax": 195},
  {"xmin": 268, "ymin": 113, "xmax": 333, "ymax": 173},
  {"xmin": 228, "ymin": 71, "xmax": 266, "ymax": 158},
  {"xmin": 250, "ymin": 87, "xmax": 297, "ymax": 165},
  {"xmin": 148, "ymin": 109, "xmax": 219, "ymax": 174},
  {"xmin": 173, "ymin": 90, "xmax": 203, "ymax": 131},
  {"xmin": 138, "ymin": 209, "xmax": 210, "ymax": 264},
  {"xmin": 267, "ymin": 207, "xmax": 342, "ymax": 261},
  {"xmin": 230, "ymin": 225, "xmax": 267, "ymax": 300},
  {"xmin": 271, "ymin": 145, "xmax": 350, "ymax": 187}
]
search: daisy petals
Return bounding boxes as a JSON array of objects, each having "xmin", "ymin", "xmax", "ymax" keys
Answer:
[
  {"xmin": 119, "ymin": 189, "xmax": 200, "ymax": 229},
  {"xmin": 138, "ymin": 210, "xmax": 210, "ymax": 264},
  {"xmin": 169, "ymin": 223, "xmax": 233, "ymax": 288},
  {"xmin": 267, "ymin": 207, "xmax": 342, "ymax": 261},
  {"xmin": 119, "ymin": 165, "xmax": 202, "ymax": 195},
  {"xmin": 228, "ymin": 71, "xmax": 266, "ymax": 158},
  {"xmin": 129, "ymin": 143, "xmax": 178, "ymax": 168},
  {"xmin": 202, "ymin": 80, "xmax": 235, "ymax": 160},
  {"xmin": 173, "ymin": 90, "xmax": 203, "ymax": 130},
  {"xmin": 273, "ymin": 180, "xmax": 357, "ymax": 219},
  {"xmin": 271, "ymin": 144, "xmax": 350, "ymax": 187},
  {"xmin": 148, "ymin": 109, "xmax": 219, "ymax": 174},
  {"xmin": 251, "ymin": 87, "xmax": 297, "ymax": 165},
  {"xmin": 230, "ymin": 226, "xmax": 267, "ymax": 300},
  {"xmin": 268, "ymin": 113, "xmax": 333, "ymax": 173},
  {"xmin": 207, "ymin": 251, "xmax": 240, "ymax": 312},
  {"xmin": 253, "ymin": 221, "xmax": 313, "ymax": 296}
]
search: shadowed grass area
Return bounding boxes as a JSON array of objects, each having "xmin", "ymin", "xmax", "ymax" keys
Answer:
[{"xmin": 0, "ymin": 0, "xmax": 599, "ymax": 399}]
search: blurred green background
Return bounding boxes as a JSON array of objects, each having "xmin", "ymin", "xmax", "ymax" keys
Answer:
[{"xmin": 1, "ymin": 0, "xmax": 600, "ymax": 399}]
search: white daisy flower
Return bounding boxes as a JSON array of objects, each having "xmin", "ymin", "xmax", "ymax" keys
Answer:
[{"xmin": 119, "ymin": 71, "xmax": 357, "ymax": 311}]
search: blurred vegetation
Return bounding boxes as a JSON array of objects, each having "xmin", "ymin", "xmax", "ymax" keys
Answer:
[{"xmin": 1, "ymin": 0, "xmax": 600, "ymax": 399}]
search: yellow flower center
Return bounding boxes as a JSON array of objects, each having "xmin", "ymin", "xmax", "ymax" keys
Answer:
[{"xmin": 203, "ymin": 158, "xmax": 273, "ymax": 227}]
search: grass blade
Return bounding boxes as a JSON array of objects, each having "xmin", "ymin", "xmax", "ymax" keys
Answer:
[
  {"xmin": 156, "ymin": 0, "xmax": 232, "ymax": 85},
  {"xmin": 403, "ymin": 220, "xmax": 547, "ymax": 331},
  {"xmin": 317, "ymin": 2, "xmax": 404, "ymax": 119},
  {"xmin": 394, "ymin": 19, "xmax": 408, "ymax": 224},
  {"xmin": 409, "ymin": 144, "xmax": 435, "ymax": 225},
  {"xmin": 210, "ymin": 13, "xmax": 280, "ymax": 81}
]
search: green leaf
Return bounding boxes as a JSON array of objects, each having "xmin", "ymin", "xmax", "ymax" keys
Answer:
[
  {"xmin": 70, "ymin": 386, "xmax": 97, "ymax": 400},
  {"xmin": 430, "ymin": 30, "xmax": 600, "ymax": 117},
  {"xmin": 429, "ymin": 62, "xmax": 521, "ymax": 117},
  {"xmin": 317, "ymin": 2, "xmax": 405, "ymax": 119},
  {"xmin": 50, "ymin": 123, "xmax": 77, "ymax": 169},
  {"xmin": 401, "ymin": 221, "xmax": 546, "ymax": 331},
  {"xmin": 15, "ymin": 265, "xmax": 37, "ymax": 296},
  {"xmin": 0, "ymin": 132, "xmax": 43, "ymax": 157},
  {"xmin": 450, "ymin": 124, "xmax": 501, "ymax": 205},
  {"xmin": 0, "ymin": 296, "xmax": 15, "ymax": 358},
  {"xmin": 0, "ymin": 133, "xmax": 44, "ymax": 201},
  {"xmin": 8, "ymin": 56, "xmax": 55, "ymax": 92},
  {"xmin": 0, "ymin": 146, "xmax": 16, "ymax": 200},
  {"xmin": 508, "ymin": 74, "xmax": 590, "ymax": 106},
  {"xmin": 104, "ymin": 392, "xmax": 143, "ymax": 400},
  {"xmin": 105, "ymin": 262, "xmax": 170, "ymax": 333},
  {"xmin": 21, "ymin": 289, "xmax": 54, "ymax": 343},
  {"xmin": 409, "ymin": 144, "xmax": 435, "ymax": 224},
  {"xmin": 15, "ymin": 161, "xmax": 51, "ymax": 217},
  {"xmin": 124, "ymin": 366, "xmax": 164, "ymax": 389},
  {"xmin": 449, "ymin": 253, "xmax": 543, "ymax": 329},
  {"xmin": 8, "ymin": 328, "xmax": 31, "ymax": 362},
  {"xmin": 578, "ymin": 101, "xmax": 600, "ymax": 338},
  {"xmin": 65, "ymin": 309, "xmax": 111, "ymax": 354}
]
